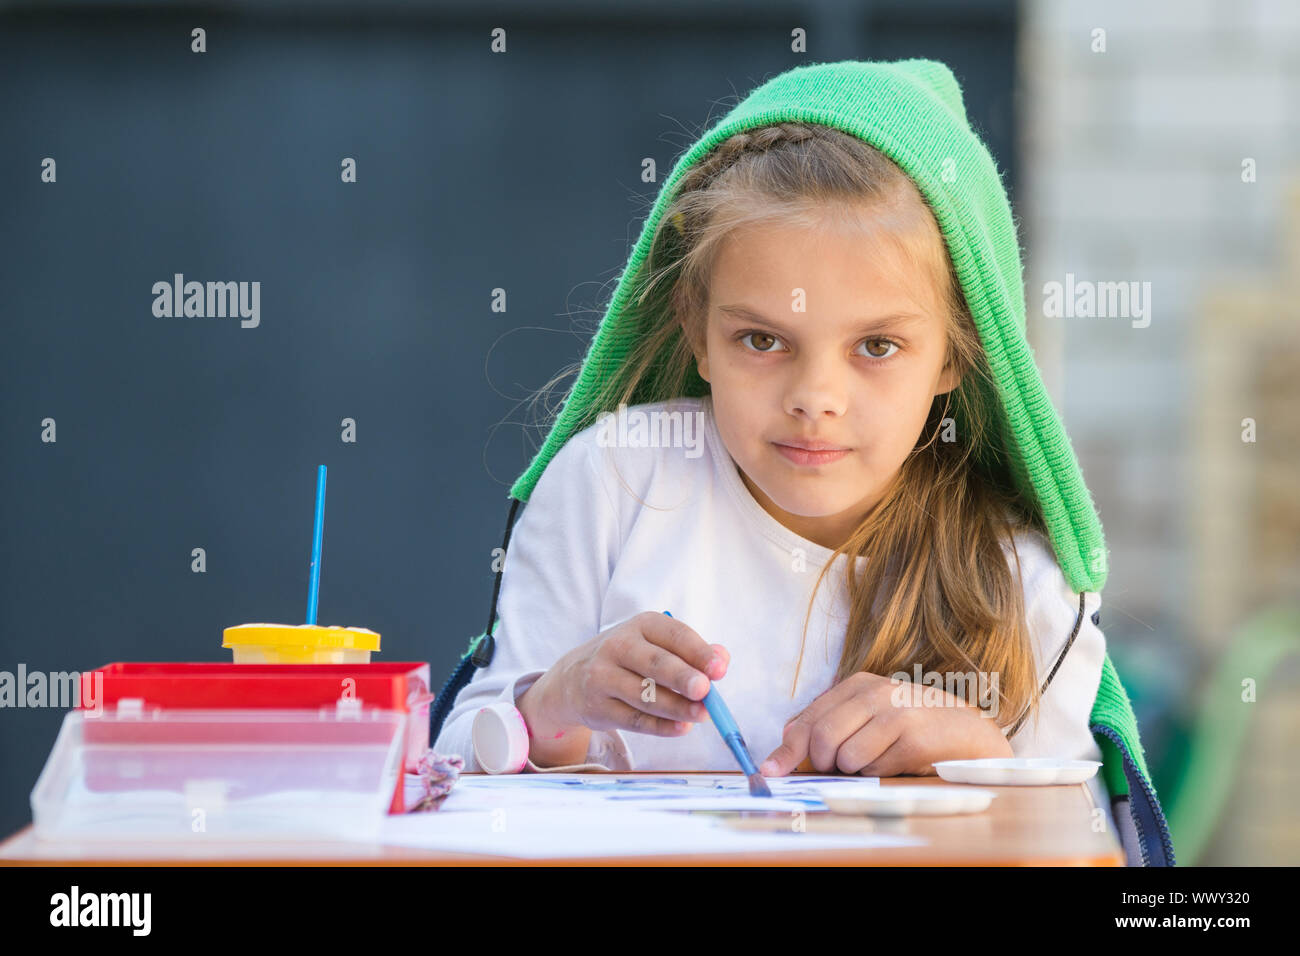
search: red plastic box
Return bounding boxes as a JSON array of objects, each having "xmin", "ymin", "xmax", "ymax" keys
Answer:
[{"xmin": 78, "ymin": 662, "xmax": 434, "ymax": 813}]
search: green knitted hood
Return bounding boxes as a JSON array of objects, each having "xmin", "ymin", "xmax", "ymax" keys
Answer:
[{"xmin": 507, "ymin": 58, "xmax": 1108, "ymax": 595}]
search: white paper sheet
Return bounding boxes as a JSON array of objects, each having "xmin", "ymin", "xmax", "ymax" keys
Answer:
[
  {"xmin": 385, "ymin": 773, "xmax": 920, "ymax": 858},
  {"xmin": 422, "ymin": 773, "xmax": 879, "ymax": 813},
  {"xmin": 379, "ymin": 805, "xmax": 925, "ymax": 858}
]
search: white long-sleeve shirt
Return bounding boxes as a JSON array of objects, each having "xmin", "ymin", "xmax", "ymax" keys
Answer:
[{"xmin": 435, "ymin": 394, "xmax": 1113, "ymax": 829}]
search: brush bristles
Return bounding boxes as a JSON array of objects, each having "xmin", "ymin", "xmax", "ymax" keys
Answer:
[{"xmin": 747, "ymin": 772, "xmax": 772, "ymax": 797}]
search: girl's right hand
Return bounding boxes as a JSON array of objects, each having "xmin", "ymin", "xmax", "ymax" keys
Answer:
[{"xmin": 532, "ymin": 611, "xmax": 729, "ymax": 738}]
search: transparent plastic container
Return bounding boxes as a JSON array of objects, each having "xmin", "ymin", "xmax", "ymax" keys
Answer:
[
  {"xmin": 31, "ymin": 701, "xmax": 405, "ymax": 842},
  {"xmin": 222, "ymin": 623, "xmax": 380, "ymax": 664},
  {"xmin": 229, "ymin": 645, "xmax": 373, "ymax": 664},
  {"xmin": 83, "ymin": 661, "xmax": 434, "ymax": 806}
]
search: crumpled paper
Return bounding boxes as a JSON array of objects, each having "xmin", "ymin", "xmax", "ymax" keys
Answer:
[{"xmin": 407, "ymin": 749, "xmax": 465, "ymax": 812}]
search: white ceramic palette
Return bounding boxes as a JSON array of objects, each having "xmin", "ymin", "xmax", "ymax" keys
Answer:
[{"xmin": 932, "ymin": 757, "xmax": 1103, "ymax": 785}]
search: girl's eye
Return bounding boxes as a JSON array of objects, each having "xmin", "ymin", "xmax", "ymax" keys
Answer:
[
  {"xmin": 857, "ymin": 338, "xmax": 900, "ymax": 361},
  {"xmin": 739, "ymin": 331, "xmax": 785, "ymax": 353}
]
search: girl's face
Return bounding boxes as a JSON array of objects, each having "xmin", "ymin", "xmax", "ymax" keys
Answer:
[{"xmin": 690, "ymin": 214, "xmax": 960, "ymax": 552}]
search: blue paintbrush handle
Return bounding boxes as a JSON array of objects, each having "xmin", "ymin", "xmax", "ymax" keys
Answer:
[
  {"xmin": 702, "ymin": 684, "xmax": 739, "ymax": 737},
  {"xmin": 662, "ymin": 611, "xmax": 760, "ymax": 776}
]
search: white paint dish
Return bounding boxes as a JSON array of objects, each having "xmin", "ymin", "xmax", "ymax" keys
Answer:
[
  {"xmin": 932, "ymin": 758, "xmax": 1102, "ymax": 785},
  {"xmin": 813, "ymin": 784, "xmax": 996, "ymax": 817}
]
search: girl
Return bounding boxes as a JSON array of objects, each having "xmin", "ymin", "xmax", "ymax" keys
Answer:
[{"xmin": 432, "ymin": 59, "xmax": 1174, "ymax": 866}]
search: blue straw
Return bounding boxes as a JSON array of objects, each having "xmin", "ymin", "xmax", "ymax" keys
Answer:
[{"xmin": 306, "ymin": 464, "xmax": 327, "ymax": 625}]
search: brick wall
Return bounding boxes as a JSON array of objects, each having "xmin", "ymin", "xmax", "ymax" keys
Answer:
[{"xmin": 1018, "ymin": 0, "xmax": 1300, "ymax": 654}]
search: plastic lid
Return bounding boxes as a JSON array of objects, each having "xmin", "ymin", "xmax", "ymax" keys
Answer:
[
  {"xmin": 472, "ymin": 702, "xmax": 530, "ymax": 774},
  {"xmin": 222, "ymin": 623, "xmax": 381, "ymax": 651}
]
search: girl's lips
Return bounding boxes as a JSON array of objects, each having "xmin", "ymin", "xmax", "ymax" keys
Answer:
[{"xmin": 773, "ymin": 442, "xmax": 851, "ymax": 467}]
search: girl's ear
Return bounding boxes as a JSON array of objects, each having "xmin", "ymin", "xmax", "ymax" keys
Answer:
[
  {"xmin": 935, "ymin": 359, "xmax": 962, "ymax": 396},
  {"xmin": 695, "ymin": 349, "xmax": 711, "ymax": 383},
  {"xmin": 680, "ymin": 316, "xmax": 710, "ymax": 382}
]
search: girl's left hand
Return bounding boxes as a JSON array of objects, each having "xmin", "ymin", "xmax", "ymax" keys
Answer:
[{"xmin": 758, "ymin": 671, "xmax": 1013, "ymax": 777}]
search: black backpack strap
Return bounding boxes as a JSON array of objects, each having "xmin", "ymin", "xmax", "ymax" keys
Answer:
[
  {"xmin": 428, "ymin": 495, "xmax": 522, "ymax": 743},
  {"xmin": 1005, "ymin": 590, "xmax": 1087, "ymax": 741}
]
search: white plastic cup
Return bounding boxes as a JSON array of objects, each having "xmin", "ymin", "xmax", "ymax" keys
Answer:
[{"xmin": 471, "ymin": 702, "xmax": 530, "ymax": 774}]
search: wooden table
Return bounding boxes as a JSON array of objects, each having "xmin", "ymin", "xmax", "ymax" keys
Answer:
[{"xmin": 0, "ymin": 774, "xmax": 1123, "ymax": 866}]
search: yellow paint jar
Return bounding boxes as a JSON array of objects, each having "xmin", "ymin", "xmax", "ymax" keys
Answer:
[{"xmin": 222, "ymin": 623, "xmax": 381, "ymax": 664}]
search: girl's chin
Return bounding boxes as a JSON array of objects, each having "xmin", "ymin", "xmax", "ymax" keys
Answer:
[
  {"xmin": 761, "ymin": 487, "xmax": 857, "ymax": 520},
  {"xmin": 739, "ymin": 465, "xmax": 863, "ymax": 515}
]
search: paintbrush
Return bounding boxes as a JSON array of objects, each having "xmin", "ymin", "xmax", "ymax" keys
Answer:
[{"xmin": 664, "ymin": 611, "xmax": 771, "ymax": 797}]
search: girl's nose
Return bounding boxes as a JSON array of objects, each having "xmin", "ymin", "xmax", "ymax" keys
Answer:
[{"xmin": 783, "ymin": 353, "xmax": 850, "ymax": 419}]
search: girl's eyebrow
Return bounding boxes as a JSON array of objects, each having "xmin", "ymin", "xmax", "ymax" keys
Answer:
[{"xmin": 715, "ymin": 303, "xmax": 928, "ymax": 334}]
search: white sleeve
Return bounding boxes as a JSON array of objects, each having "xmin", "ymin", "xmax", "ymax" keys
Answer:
[
  {"xmin": 1004, "ymin": 537, "xmax": 1107, "ymax": 763},
  {"xmin": 432, "ymin": 433, "xmax": 633, "ymax": 772}
]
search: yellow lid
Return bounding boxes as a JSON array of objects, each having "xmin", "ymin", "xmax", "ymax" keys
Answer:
[{"xmin": 222, "ymin": 623, "xmax": 381, "ymax": 651}]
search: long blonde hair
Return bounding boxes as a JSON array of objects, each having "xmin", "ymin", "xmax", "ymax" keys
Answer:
[{"xmin": 530, "ymin": 122, "xmax": 1051, "ymax": 737}]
